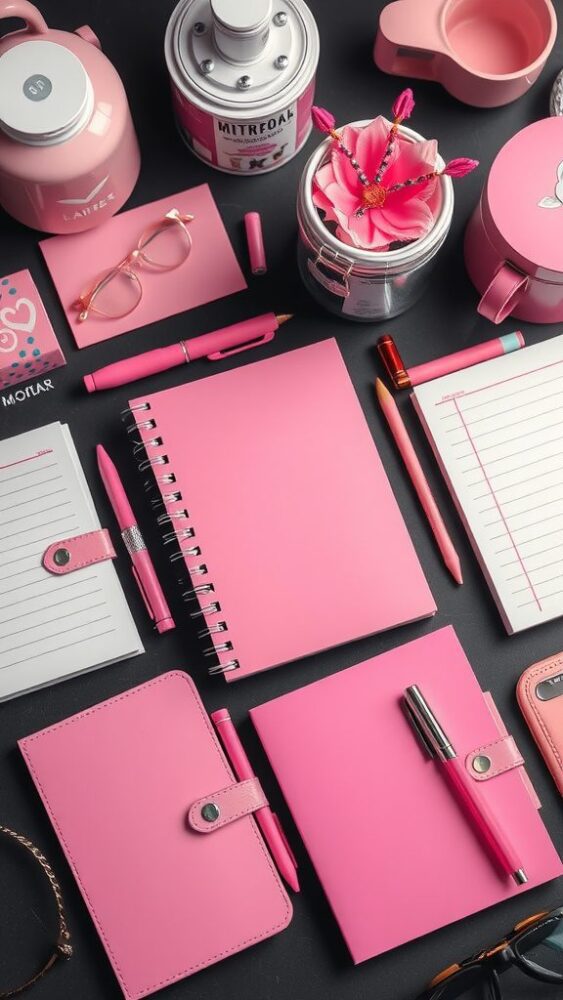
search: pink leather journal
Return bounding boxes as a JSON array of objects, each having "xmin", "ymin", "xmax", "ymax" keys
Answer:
[
  {"xmin": 19, "ymin": 672, "xmax": 291, "ymax": 1000},
  {"xmin": 251, "ymin": 626, "xmax": 562, "ymax": 964},
  {"xmin": 129, "ymin": 339, "xmax": 436, "ymax": 681},
  {"xmin": 40, "ymin": 184, "xmax": 247, "ymax": 349}
]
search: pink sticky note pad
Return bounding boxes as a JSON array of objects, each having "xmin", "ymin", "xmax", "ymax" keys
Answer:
[
  {"xmin": 40, "ymin": 185, "xmax": 247, "ymax": 349},
  {"xmin": 0, "ymin": 269, "xmax": 66, "ymax": 390}
]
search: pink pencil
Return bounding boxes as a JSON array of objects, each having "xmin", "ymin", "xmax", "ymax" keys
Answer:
[{"xmin": 375, "ymin": 378, "xmax": 462, "ymax": 585}]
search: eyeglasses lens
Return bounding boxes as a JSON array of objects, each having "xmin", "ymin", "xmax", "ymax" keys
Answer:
[
  {"xmin": 515, "ymin": 914, "xmax": 563, "ymax": 978},
  {"xmin": 138, "ymin": 220, "xmax": 192, "ymax": 269},
  {"xmin": 86, "ymin": 268, "xmax": 142, "ymax": 319},
  {"xmin": 427, "ymin": 966, "xmax": 493, "ymax": 1000}
]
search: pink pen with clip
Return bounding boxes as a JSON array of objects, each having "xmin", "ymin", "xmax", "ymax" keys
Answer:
[
  {"xmin": 84, "ymin": 313, "xmax": 293, "ymax": 392},
  {"xmin": 404, "ymin": 685, "xmax": 527, "ymax": 885},
  {"xmin": 96, "ymin": 445, "xmax": 174, "ymax": 634},
  {"xmin": 211, "ymin": 708, "xmax": 300, "ymax": 893}
]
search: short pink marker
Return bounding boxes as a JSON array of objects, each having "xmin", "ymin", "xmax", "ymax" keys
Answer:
[
  {"xmin": 378, "ymin": 331, "xmax": 525, "ymax": 389},
  {"xmin": 244, "ymin": 211, "xmax": 267, "ymax": 275}
]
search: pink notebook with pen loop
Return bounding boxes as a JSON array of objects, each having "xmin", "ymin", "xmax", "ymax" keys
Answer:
[
  {"xmin": 19, "ymin": 672, "xmax": 292, "ymax": 1000},
  {"xmin": 250, "ymin": 626, "xmax": 562, "ymax": 964},
  {"xmin": 128, "ymin": 339, "xmax": 436, "ymax": 681}
]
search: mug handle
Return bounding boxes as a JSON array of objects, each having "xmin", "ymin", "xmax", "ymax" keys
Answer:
[
  {"xmin": 375, "ymin": 0, "xmax": 448, "ymax": 80},
  {"xmin": 477, "ymin": 264, "xmax": 529, "ymax": 324},
  {"xmin": 0, "ymin": 0, "xmax": 48, "ymax": 33}
]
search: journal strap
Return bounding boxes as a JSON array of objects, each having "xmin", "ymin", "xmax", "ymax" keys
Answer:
[
  {"xmin": 188, "ymin": 777, "xmax": 268, "ymax": 833},
  {"xmin": 42, "ymin": 529, "xmax": 116, "ymax": 575},
  {"xmin": 465, "ymin": 735, "xmax": 524, "ymax": 782}
]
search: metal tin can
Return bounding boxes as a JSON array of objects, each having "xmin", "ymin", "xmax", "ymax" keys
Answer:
[
  {"xmin": 297, "ymin": 121, "xmax": 454, "ymax": 321},
  {"xmin": 165, "ymin": 0, "xmax": 319, "ymax": 175}
]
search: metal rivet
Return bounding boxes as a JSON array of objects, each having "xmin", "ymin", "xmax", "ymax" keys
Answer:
[
  {"xmin": 193, "ymin": 21, "xmax": 206, "ymax": 34},
  {"xmin": 237, "ymin": 75, "xmax": 252, "ymax": 90},
  {"xmin": 201, "ymin": 802, "xmax": 220, "ymax": 822},
  {"xmin": 273, "ymin": 11, "xmax": 287, "ymax": 26},
  {"xmin": 274, "ymin": 54, "xmax": 288, "ymax": 69},
  {"xmin": 200, "ymin": 58, "xmax": 214, "ymax": 75},
  {"xmin": 472, "ymin": 754, "xmax": 491, "ymax": 774},
  {"xmin": 53, "ymin": 548, "xmax": 70, "ymax": 567}
]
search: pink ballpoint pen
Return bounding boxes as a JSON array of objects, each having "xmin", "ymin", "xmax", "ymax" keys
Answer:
[
  {"xmin": 375, "ymin": 378, "xmax": 462, "ymax": 585},
  {"xmin": 211, "ymin": 709, "xmax": 300, "ymax": 893},
  {"xmin": 96, "ymin": 445, "xmax": 175, "ymax": 634},
  {"xmin": 405, "ymin": 686, "xmax": 527, "ymax": 885},
  {"xmin": 84, "ymin": 313, "xmax": 293, "ymax": 392}
]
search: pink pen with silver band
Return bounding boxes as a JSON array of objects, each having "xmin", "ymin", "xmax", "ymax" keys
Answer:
[
  {"xmin": 211, "ymin": 708, "xmax": 300, "ymax": 893},
  {"xmin": 96, "ymin": 445, "xmax": 174, "ymax": 634},
  {"xmin": 84, "ymin": 313, "xmax": 293, "ymax": 392}
]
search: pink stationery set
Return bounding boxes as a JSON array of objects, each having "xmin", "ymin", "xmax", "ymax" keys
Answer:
[
  {"xmin": 19, "ymin": 671, "xmax": 292, "ymax": 1000},
  {"xmin": 250, "ymin": 626, "xmax": 562, "ymax": 964},
  {"xmin": 40, "ymin": 184, "xmax": 247, "ymax": 348},
  {"xmin": 129, "ymin": 338, "xmax": 436, "ymax": 680},
  {"xmin": 0, "ymin": 269, "xmax": 66, "ymax": 390}
]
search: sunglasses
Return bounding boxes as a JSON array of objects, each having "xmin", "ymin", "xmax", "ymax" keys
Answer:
[
  {"xmin": 75, "ymin": 208, "xmax": 194, "ymax": 322},
  {"xmin": 418, "ymin": 907, "xmax": 563, "ymax": 999}
]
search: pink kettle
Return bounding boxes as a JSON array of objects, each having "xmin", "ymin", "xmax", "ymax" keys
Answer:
[
  {"xmin": 0, "ymin": 0, "xmax": 140, "ymax": 233},
  {"xmin": 465, "ymin": 117, "xmax": 563, "ymax": 324}
]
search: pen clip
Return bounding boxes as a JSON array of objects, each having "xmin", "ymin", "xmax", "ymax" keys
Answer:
[
  {"xmin": 131, "ymin": 563, "xmax": 155, "ymax": 622},
  {"xmin": 403, "ymin": 700, "xmax": 436, "ymax": 760},
  {"xmin": 207, "ymin": 329, "xmax": 276, "ymax": 361}
]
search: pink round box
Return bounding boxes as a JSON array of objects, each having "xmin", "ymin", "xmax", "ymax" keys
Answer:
[{"xmin": 465, "ymin": 117, "xmax": 563, "ymax": 324}]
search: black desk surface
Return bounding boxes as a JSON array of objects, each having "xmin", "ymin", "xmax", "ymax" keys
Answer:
[{"xmin": 1, "ymin": 2, "xmax": 562, "ymax": 999}]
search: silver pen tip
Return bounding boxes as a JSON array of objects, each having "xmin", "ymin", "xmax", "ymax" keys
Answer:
[{"xmin": 513, "ymin": 868, "xmax": 528, "ymax": 885}]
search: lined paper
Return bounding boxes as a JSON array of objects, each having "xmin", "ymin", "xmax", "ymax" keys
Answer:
[
  {"xmin": 0, "ymin": 423, "xmax": 143, "ymax": 700},
  {"xmin": 413, "ymin": 335, "xmax": 563, "ymax": 633}
]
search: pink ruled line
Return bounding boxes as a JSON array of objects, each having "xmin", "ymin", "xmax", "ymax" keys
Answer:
[
  {"xmin": 452, "ymin": 398, "xmax": 542, "ymax": 612},
  {"xmin": 435, "ymin": 359, "xmax": 563, "ymax": 406},
  {"xmin": 0, "ymin": 450, "xmax": 53, "ymax": 473}
]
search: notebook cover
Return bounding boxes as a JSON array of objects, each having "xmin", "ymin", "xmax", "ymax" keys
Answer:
[
  {"xmin": 19, "ymin": 672, "xmax": 291, "ymax": 1000},
  {"xmin": 129, "ymin": 339, "xmax": 436, "ymax": 681},
  {"xmin": 40, "ymin": 185, "xmax": 247, "ymax": 348},
  {"xmin": 250, "ymin": 626, "xmax": 562, "ymax": 964}
]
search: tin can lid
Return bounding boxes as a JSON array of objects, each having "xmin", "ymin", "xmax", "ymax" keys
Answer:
[
  {"xmin": 169, "ymin": 0, "xmax": 318, "ymax": 113},
  {"xmin": 483, "ymin": 117, "xmax": 563, "ymax": 280},
  {"xmin": 0, "ymin": 40, "xmax": 93, "ymax": 147}
]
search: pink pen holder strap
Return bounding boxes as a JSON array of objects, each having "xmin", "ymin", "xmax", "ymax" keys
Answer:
[
  {"xmin": 188, "ymin": 777, "xmax": 268, "ymax": 833},
  {"xmin": 466, "ymin": 735, "xmax": 524, "ymax": 782},
  {"xmin": 477, "ymin": 264, "xmax": 529, "ymax": 324},
  {"xmin": 42, "ymin": 529, "xmax": 116, "ymax": 575}
]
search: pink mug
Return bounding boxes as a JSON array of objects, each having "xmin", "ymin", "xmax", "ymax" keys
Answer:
[
  {"xmin": 465, "ymin": 117, "xmax": 563, "ymax": 325},
  {"xmin": 0, "ymin": 0, "xmax": 140, "ymax": 233},
  {"xmin": 374, "ymin": 0, "xmax": 557, "ymax": 108}
]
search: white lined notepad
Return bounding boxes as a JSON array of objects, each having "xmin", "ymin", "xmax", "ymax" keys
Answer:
[
  {"xmin": 413, "ymin": 334, "xmax": 563, "ymax": 634},
  {"xmin": 0, "ymin": 422, "xmax": 143, "ymax": 700}
]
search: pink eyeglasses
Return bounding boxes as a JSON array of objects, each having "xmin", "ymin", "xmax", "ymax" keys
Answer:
[{"xmin": 76, "ymin": 208, "xmax": 194, "ymax": 322}]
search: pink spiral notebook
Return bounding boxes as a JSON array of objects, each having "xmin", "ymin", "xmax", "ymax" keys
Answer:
[
  {"xmin": 19, "ymin": 672, "xmax": 292, "ymax": 1000},
  {"xmin": 129, "ymin": 339, "xmax": 436, "ymax": 681},
  {"xmin": 251, "ymin": 626, "xmax": 562, "ymax": 964}
]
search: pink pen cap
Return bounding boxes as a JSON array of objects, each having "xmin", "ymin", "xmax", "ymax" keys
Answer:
[{"xmin": 244, "ymin": 212, "xmax": 267, "ymax": 276}]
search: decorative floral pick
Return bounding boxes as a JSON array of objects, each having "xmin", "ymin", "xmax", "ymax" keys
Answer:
[{"xmin": 311, "ymin": 91, "xmax": 478, "ymax": 251}]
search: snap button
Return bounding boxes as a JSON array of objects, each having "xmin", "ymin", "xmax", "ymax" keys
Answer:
[
  {"xmin": 200, "ymin": 802, "xmax": 220, "ymax": 823},
  {"xmin": 472, "ymin": 754, "xmax": 491, "ymax": 774},
  {"xmin": 53, "ymin": 547, "xmax": 71, "ymax": 566}
]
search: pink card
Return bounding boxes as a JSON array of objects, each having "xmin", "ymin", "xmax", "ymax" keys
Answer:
[
  {"xmin": 0, "ymin": 269, "xmax": 66, "ymax": 390},
  {"xmin": 40, "ymin": 185, "xmax": 247, "ymax": 349}
]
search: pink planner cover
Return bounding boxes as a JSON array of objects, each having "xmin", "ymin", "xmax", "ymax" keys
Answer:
[
  {"xmin": 40, "ymin": 184, "xmax": 247, "ymax": 348},
  {"xmin": 129, "ymin": 339, "xmax": 436, "ymax": 681},
  {"xmin": 19, "ymin": 672, "xmax": 291, "ymax": 1000},
  {"xmin": 251, "ymin": 626, "xmax": 562, "ymax": 964}
]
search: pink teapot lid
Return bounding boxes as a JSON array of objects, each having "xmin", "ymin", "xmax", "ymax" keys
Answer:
[{"xmin": 482, "ymin": 117, "xmax": 563, "ymax": 281}]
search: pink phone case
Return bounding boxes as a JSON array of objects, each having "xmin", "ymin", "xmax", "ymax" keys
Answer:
[{"xmin": 517, "ymin": 653, "xmax": 563, "ymax": 796}]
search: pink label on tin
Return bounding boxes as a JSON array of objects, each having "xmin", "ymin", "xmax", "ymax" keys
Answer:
[{"xmin": 172, "ymin": 77, "xmax": 316, "ymax": 174}]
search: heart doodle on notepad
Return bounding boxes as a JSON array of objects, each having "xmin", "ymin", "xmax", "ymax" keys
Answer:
[
  {"xmin": 0, "ymin": 328, "xmax": 18, "ymax": 353},
  {"xmin": 0, "ymin": 298, "xmax": 36, "ymax": 333}
]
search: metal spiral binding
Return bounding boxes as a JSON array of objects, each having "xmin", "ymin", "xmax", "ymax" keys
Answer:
[{"xmin": 128, "ymin": 405, "xmax": 239, "ymax": 677}]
